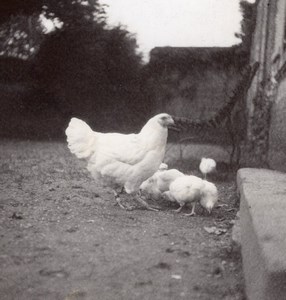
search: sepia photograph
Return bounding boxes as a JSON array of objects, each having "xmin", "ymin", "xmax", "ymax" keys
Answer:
[{"xmin": 1, "ymin": 0, "xmax": 286, "ymax": 299}]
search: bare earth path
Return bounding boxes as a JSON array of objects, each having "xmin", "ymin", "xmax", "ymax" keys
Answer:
[{"xmin": 0, "ymin": 141, "xmax": 244, "ymax": 300}]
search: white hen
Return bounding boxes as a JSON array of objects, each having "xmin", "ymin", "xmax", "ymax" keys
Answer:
[
  {"xmin": 140, "ymin": 167, "xmax": 184, "ymax": 200},
  {"xmin": 65, "ymin": 113, "xmax": 175, "ymax": 211},
  {"xmin": 199, "ymin": 157, "xmax": 216, "ymax": 179},
  {"xmin": 163, "ymin": 176, "xmax": 218, "ymax": 216}
]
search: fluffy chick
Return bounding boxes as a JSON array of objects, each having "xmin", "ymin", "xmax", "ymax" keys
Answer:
[
  {"xmin": 189, "ymin": 180, "xmax": 218, "ymax": 216},
  {"xmin": 199, "ymin": 157, "xmax": 216, "ymax": 180},
  {"xmin": 163, "ymin": 175, "xmax": 204, "ymax": 215},
  {"xmin": 140, "ymin": 167, "xmax": 184, "ymax": 200},
  {"xmin": 158, "ymin": 163, "xmax": 168, "ymax": 171},
  {"xmin": 163, "ymin": 176, "xmax": 218, "ymax": 216},
  {"xmin": 139, "ymin": 163, "xmax": 169, "ymax": 200}
]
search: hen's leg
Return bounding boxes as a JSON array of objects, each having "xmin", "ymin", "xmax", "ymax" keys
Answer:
[
  {"xmin": 134, "ymin": 191, "xmax": 160, "ymax": 211},
  {"xmin": 174, "ymin": 203, "xmax": 184, "ymax": 213},
  {"xmin": 185, "ymin": 202, "xmax": 196, "ymax": 216},
  {"xmin": 113, "ymin": 189, "xmax": 126, "ymax": 210}
]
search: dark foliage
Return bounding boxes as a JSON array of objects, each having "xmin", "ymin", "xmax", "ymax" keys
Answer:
[
  {"xmin": 0, "ymin": 57, "xmax": 33, "ymax": 83},
  {"xmin": 29, "ymin": 24, "xmax": 147, "ymax": 131},
  {"xmin": 42, "ymin": 0, "xmax": 106, "ymax": 30},
  {"xmin": 0, "ymin": 0, "xmax": 43, "ymax": 24},
  {"xmin": 0, "ymin": 0, "xmax": 150, "ymax": 139},
  {"xmin": 235, "ymin": 0, "xmax": 257, "ymax": 59}
]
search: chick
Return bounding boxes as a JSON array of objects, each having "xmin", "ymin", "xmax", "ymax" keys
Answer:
[
  {"xmin": 186, "ymin": 180, "xmax": 218, "ymax": 216},
  {"xmin": 158, "ymin": 163, "xmax": 168, "ymax": 171},
  {"xmin": 156, "ymin": 169, "xmax": 185, "ymax": 193},
  {"xmin": 140, "ymin": 166, "xmax": 184, "ymax": 200},
  {"xmin": 163, "ymin": 175, "xmax": 204, "ymax": 216},
  {"xmin": 139, "ymin": 163, "xmax": 168, "ymax": 200},
  {"xmin": 199, "ymin": 157, "xmax": 216, "ymax": 180},
  {"xmin": 163, "ymin": 176, "xmax": 218, "ymax": 216},
  {"xmin": 139, "ymin": 175, "xmax": 161, "ymax": 201}
]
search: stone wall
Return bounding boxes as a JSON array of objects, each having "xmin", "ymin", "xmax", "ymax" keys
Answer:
[
  {"xmin": 245, "ymin": 0, "xmax": 286, "ymax": 170},
  {"xmin": 147, "ymin": 47, "xmax": 243, "ymax": 144},
  {"xmin": 269, "ymin": 76, "xmax": 286, "ymax": 171},
  {"xmin": 267, "ymin": 0, "xmax": 286, "ymax": 171},
  {"xmin": 151, "ymin": 66, "xmax": 238, "ymax": 120}
]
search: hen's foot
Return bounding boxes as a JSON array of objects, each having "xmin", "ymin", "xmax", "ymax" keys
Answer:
[
  {"xmin": 114, "ymin": 200, "xmax": 126, "ymax": 210},
  {"xmin": 173, "ymin": 205, "xmax": 184, "ymax": 213},
  {"xmin": 146, "ymin": 205, "xmax": 160, "ymax": 212},
  {"xmin": 184, "ymin": 212, "xmax": 196, "ymax": 217},
  {"xmin": 134, "ymin": 196, "xmax": 160, "ymax": 211},
  {"xmin": 113, "ymin": 189, "xmax": 128, "ymax": 210}
]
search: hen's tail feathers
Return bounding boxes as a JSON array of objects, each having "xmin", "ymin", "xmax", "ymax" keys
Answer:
[
  {"xmin": 173, "ymin": 62, "xmax": 259, "ymax": 131},
  {"xmin": 65, "ymin": 118, "xmax": 97, "ymax": 159}
]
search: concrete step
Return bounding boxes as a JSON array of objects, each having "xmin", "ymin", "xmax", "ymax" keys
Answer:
[{"xmin": 237, "ymin": 168, "xmax": 286, "ymax": 300}]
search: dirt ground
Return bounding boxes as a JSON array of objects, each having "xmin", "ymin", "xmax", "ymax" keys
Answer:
[{"xmin": 0, "ymin": 140, "xmax": 245, "ymax": 300}]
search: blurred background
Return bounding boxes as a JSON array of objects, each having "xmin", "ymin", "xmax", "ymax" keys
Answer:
[{"xmin": 0, "ymin": 0, "xmax": 254, "ymax": 143}]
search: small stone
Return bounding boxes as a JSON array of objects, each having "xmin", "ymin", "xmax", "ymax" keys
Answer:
[
  {"xmin": 11, "ymin": 212, "xmax": 23, "ymax": 220},
  {"xmin": 154, "ymin": 262, "xmax": 171, "ymax": 270},
  {"xmin": 171, "ymin": 274, "xmax": 182, "ymax": 280},
  {"xmin": 212, "ymin": 266, "xmax": 223, "ymax": 276},
  {"xmin": 165, "ymin": 248, "xmax": 175, "ymax": 253},
  {"xmin": 204, "ymin": 226, "xmax": 227, "ymax": 235},
  {"xmin": 66, "ymin": 226, "xmax": 79, "ymax": 233}
]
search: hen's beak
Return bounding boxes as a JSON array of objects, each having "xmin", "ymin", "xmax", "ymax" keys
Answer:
[{"xmin": 168, "ymin": 116, "xmax": 181, "ymax": 132}]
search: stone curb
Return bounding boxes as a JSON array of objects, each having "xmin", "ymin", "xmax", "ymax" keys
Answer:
[{"xmin": 237, "ymin": 168, "xmax": 286, "ymax": 300}]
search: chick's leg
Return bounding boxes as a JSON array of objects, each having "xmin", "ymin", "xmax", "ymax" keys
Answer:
[
  {"xmin": 134, "ymin": 191, "xmax": 160, "ymax": 211},
  {"xmin": 185, "ymin": 202, "xmax": 196, "ymax": 216}
]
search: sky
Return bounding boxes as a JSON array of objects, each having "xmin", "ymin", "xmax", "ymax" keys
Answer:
[{"xmin": 100, "ymin": 0, "xmax": 255, "ymax": 61}]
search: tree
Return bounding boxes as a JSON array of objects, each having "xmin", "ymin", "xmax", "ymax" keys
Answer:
[
  {"xmin": 0, "ymin": 0, "xmax": 147, "ymax": 136},
  {"xmin": 31, "ymin": 23, "xmax": 145, "ymax": 129},
  {"xmin": 0, "ymin": 0, "xmax": 106, "ymax": 59},
  {"xmin": 0, "ymin": 0, "xmax": 43, "ymax": 24},
  {"xmin": 236, "ymin": 0, "xmax": 257, "ymax": 59},
  {"xmin": 42, "ymin": 0, "xmax": 106, "ymax": 30},
  {"xmin": 0, "ymin": 14, "xmax": 43, "ymax": 59}
]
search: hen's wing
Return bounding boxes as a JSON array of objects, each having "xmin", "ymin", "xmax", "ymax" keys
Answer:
[{"xmin": 94, "ymin": 132, "xmax": 149, "ymax": 166}]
